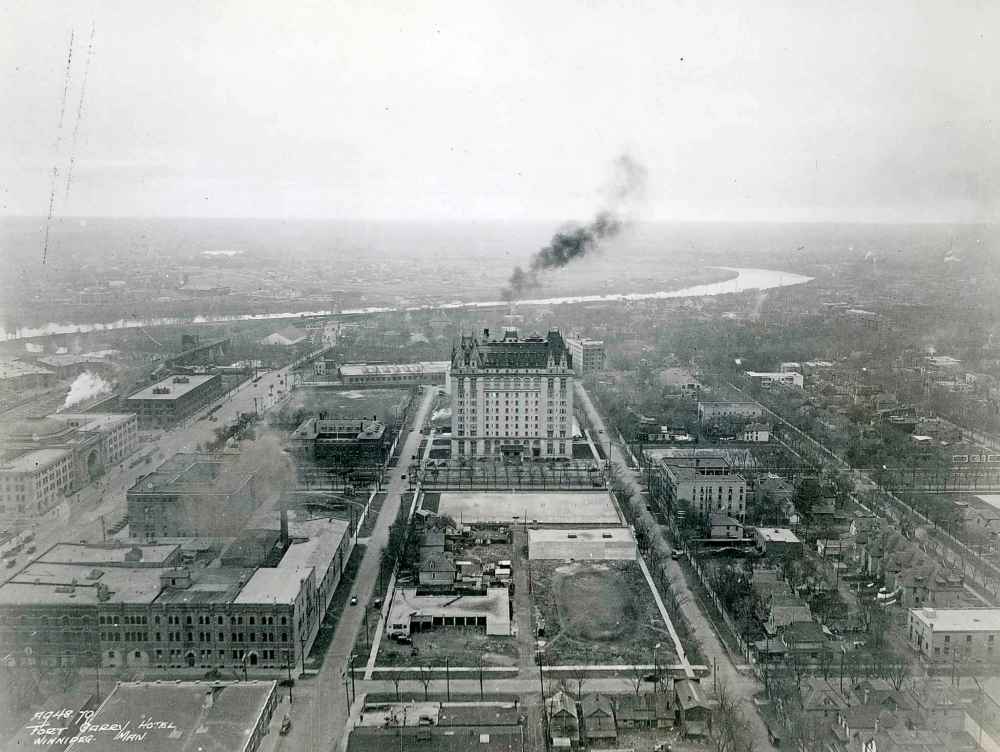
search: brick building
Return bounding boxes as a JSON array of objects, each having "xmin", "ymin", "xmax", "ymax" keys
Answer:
[{"xmin": 125, "ymin": 373, "xmax": 223, "ymax": 429}]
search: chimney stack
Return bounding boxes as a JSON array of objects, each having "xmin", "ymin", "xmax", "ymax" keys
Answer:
[{"xmin": 280, "ymin": 507, "xmax": 289, "ymax": 546}]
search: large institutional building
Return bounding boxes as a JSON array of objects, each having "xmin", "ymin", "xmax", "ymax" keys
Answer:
[
  {"xmin": 127, "ymin": 452, "xmax": 265, "ymax": 539},
  {"xmin": 0, "ymin": 413, "xmax": 138, "ymax": 529},
  {"xmin": 450, "ymin": 328, "xmax": 574, "ymax": 460},
  {"xmin": 650, "ymin": 455, "xmax": 747, "ymax": 520},
  {"xmin": 125, "ymin": 373, "xmax": 223, "ymax": 429},
  {"xmin": 0, "ymin": 512, "xmax": 351, "ymax": 676}
]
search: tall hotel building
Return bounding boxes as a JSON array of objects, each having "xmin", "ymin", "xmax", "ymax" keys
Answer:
[{"xmin": 450, "ymin": 328, "xmax": 574, "ymax": 460}]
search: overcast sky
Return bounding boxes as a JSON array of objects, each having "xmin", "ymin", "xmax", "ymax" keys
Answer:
[{"xmin": 2, "ymin": 0, "xmax": 997, "ymax": 222}]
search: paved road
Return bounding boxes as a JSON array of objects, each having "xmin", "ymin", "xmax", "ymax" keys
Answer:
[
  {"xmin": 575, "ymin": 383, "xmax": 776, "ymax": 751},
  {"xmin": 4, "ymin": 366, "xmax": 294, "ymax": 584},
  {"xmin": 279, "ymin": 386, "xmax": 436, "ymax": 752}
]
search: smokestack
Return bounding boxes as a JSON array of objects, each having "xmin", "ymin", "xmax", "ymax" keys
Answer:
[{"xmin": 280, "ymin": 508, "xmax": 289, "ymax": 546}]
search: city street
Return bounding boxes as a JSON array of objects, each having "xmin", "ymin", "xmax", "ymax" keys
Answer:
[
  {"xmin": 6, "ymin": 364, "xmax": 294, "ymax": 579},
  {"xmin": 278, "ymin": 385, "xmax": 436, "ymax": 752},
  {"xmin": 575, "ymin": 383, "xmax": 776, "ymax": 751}
]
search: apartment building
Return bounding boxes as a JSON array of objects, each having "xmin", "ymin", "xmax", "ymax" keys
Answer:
[{"xmin": 908, "ymin": 607, "xmax": 1000, "ymax": 663}]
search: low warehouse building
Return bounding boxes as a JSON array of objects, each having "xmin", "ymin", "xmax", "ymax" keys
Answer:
[
  {"xmin": 528, "ymin": 527, "xmax": 637, "ymax": 560},
  {"xmin": 387, "ymin": 587, "xmax": 510, "ymax": 637}
]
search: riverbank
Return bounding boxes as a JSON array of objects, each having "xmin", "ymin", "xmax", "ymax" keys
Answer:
[{"xmin": 1, "ymin": 266, "xmax": 810, "ymax": 341}]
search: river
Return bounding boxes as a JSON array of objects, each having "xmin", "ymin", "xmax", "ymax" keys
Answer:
[{"xmin": 2, "ymin": 266, "xmax": 812, "ymax": 341}]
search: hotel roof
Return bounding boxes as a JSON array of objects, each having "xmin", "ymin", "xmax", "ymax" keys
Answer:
[
  {"xmin": 64, "ymin": 680, "xmax": 277, "ymax": 752},
  {"xmin": 126, "ymin": 373, "xmax": 217, "ymax": 401}
]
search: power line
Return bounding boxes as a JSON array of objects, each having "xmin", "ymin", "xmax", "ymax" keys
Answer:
[{"xmin": 42, "ymin": 28, "xmax": 76, "ymax": 264}]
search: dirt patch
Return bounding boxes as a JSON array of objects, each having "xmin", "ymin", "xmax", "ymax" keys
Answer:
[
  {"xmin": 376, "ymin": 627, "xmax": 518, "ymax": 667},
  {"xmin": 555, "ymin": 563, "xmax": 635, "ymax": 641},
  {"xmin": 531, "ymin": 559, "xmax": 675, "ymax": 665}
]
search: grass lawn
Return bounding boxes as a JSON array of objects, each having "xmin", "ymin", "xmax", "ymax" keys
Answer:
[{"xmin": 531, "ymin": 560, "xmax": 676, "ymax": 665}]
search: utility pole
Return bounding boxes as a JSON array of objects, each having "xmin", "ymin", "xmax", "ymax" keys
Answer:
[
  {"xmin": 349, "ymin": 654, "xmax": 356, "ymax": 703},
  {"xmin": 446, "ymin": 657, "xmax": 451, "ymax": 701},
  {"xmin": 537, "ymin": 650, "xmax": 550, "ymax": 751}
]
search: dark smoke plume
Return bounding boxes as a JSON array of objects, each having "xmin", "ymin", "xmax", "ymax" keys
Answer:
[{"xmin": 502, "ymin": 153, "xmax": 647, "ymax": 301}]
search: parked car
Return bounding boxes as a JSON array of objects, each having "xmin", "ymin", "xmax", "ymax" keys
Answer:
[
  {"xmin": 394, "ymin": 635, "xmax": 412, "ymax": 645},
  {"xmin": 280, "ymin": 716, "xmax": 292, "ymax": 735},
  {"xmin": 350, "ymin": 595, "xmax": 358, "ymax": 606}
]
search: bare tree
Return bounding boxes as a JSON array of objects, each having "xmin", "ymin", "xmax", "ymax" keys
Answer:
[
  {"xmin": 878, "ymin": 649, "xmax": 910, "ymax": 691},
  {"xmin": 385, "ymin": 668, "xmax": 404, "ymax": 701},
  {"xmin": 417, "ymin": 663, "xmax": 433, "ymax": 701},
  {"xmin": 626, "ymin": 653, "xmax": 647, "ymax": 695},
  {"xmin": 712, "ymin": 681, "xmax": 752, "ymax": 752},
  {"xmin": 818, "ymin": 645, "xmax": 835, "ymax": 681},
  {"xmin": 567, "ymin": 651, "xmax": 590, "ymax": 697}
]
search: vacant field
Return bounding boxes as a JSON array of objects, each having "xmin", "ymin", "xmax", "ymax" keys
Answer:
[
  {"xmin": 376, "ymin": 627, "xmax": 518, "ymax": 667},
  {"xmin": 532, "ymin": 560, "xmax": 675, "ymax": 665}
]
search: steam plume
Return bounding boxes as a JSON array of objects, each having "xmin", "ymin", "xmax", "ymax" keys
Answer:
[
  {"xmin": 63, "ymin": 371, "xmax": 112, "ymax": 409},
  {"xmin": 502, "ymin": 153, "xmax": 648, "ymax": 301}
]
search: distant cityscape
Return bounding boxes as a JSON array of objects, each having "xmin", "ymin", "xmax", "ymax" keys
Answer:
[{"xmin": 1, "ymin": 234, "xmax": 999, "ymax": 752}]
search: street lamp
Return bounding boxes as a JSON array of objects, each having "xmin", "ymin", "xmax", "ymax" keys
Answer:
[{"xmin": 652, "ymin": 643, "xmax": 662, "ymax": 689}]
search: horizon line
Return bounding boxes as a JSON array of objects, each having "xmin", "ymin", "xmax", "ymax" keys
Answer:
[{"xmin": 1, "ymin": 214, "xmax": 997, "ymax": 227}]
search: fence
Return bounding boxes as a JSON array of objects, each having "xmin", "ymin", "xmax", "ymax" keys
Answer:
[
  {"xmin": 414, "ymin": 460, "xmax": 607, "ymax": 491},
  {"xmin": 686, "ymin": 552, "xmax": 754, "ymax": 668}
]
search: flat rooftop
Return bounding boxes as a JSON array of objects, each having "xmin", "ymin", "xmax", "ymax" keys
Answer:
[
  {"xmin": 755, "ymin": 527, "xmax": 801, "ymax": 544},
  {"xmin": 340, "ymin": 361, "xmax": 449, "ymax": 376},
  {"xmin": 234, "ymin": 515, "xmax": 349, "ymax": 605},
  {"xmin": 126, "ymin": 373, "xmax": 217, "ymax": 401},
  {"xmin": 0, "ymin": 359, "xmax": 54, "ymax": 379},
  {"xmin": 0, "ymin": 563, "xmax": 165, "ymax": 606},
  {"xmin": 910, "ymin": 607, "xmax": 1000, "ymax": 632},
  {"xmin": 976, "ymin": 495, "xmax": 1000, "ymax": 512},
  {"xmin": 154, "ymin": 567, "xmax": 248, "ymax": 606},
  {"xmin": 130, "ymin": 453, "xmax": 254, "ymax": 495},
  {"xmin": 389, "ymin": 587, "xmax": 509, "ymax": 623},
  {"xmin": 37, "ymin": 542, "xmax": 179, "ymax": 566},
  {"xmin": 0, "ymin": 447, "xmax": 73, "ymax": 473},
  {"xmin": 436, "ymin": 491, "xmax": 620, "ymax": 525},
  {"xmin": 52, "ymin": 412, "xmax": 134, "ymax": 431},
  {"xmin": 528, "ymin": 527, "xmax": 634, "ymax": 543},
  {"xmin": 64, "ymin": 680, "xmax": 277, "ymax": 752}
]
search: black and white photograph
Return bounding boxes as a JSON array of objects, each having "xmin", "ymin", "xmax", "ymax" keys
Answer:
[{"xmin": 1, "ymin": 1, "xmax": 998, "ymax": 749}]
